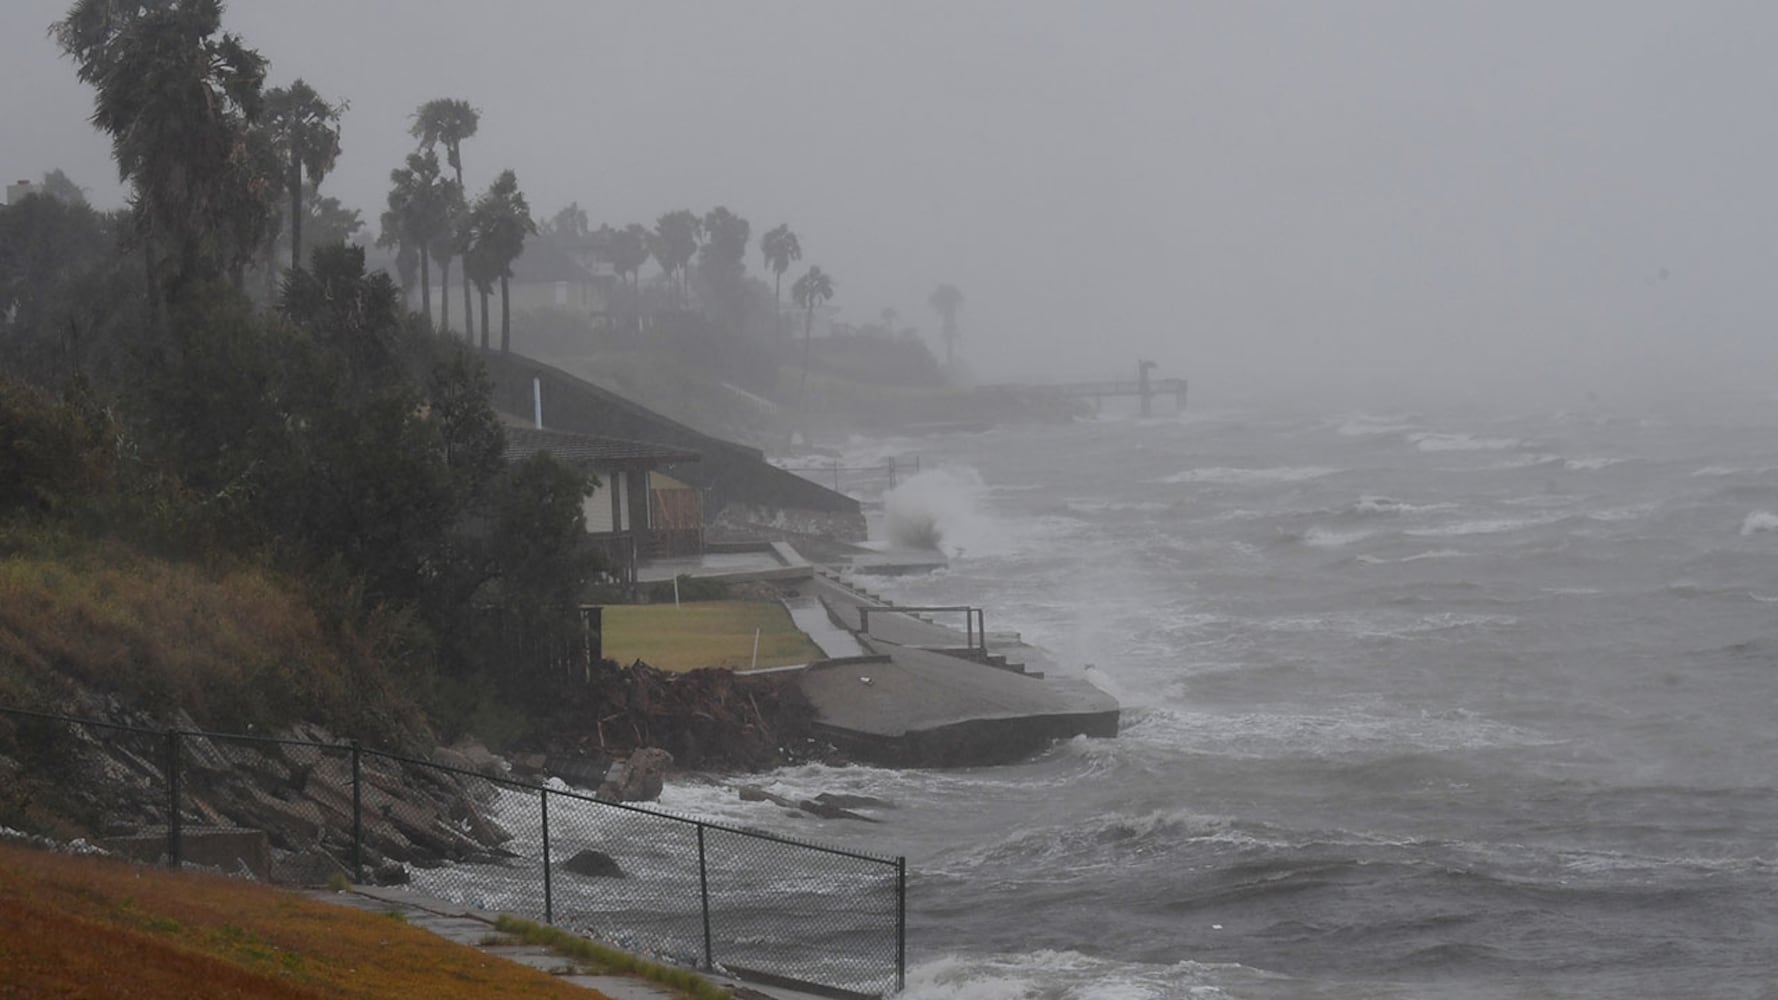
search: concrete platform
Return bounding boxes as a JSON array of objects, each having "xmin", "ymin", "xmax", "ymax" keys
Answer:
[
  {"xmin": 794, "ymin": 576, "xmax": 1119, "ymax": 767},
  {"xmin": 636, "ymin": 542, "xmax": 813, "ymax": 585}
]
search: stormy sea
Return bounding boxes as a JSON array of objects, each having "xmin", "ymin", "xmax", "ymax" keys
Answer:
[{"xmin": 657, "ymin": 397, "xmax": 1778, "ymax": 999}]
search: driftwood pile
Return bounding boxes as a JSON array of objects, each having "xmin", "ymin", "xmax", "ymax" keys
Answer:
[{"xmin": 530, "ymin": 659, "xmax": 833, "ymax": 772}]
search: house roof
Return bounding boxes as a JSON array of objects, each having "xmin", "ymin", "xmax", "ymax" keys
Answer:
[
  {"xmin": 503, "ymin": 425, "xmax": 700, "ymax": 466},
  {"xmin": 510, "ymin": 237, "xmax": 596, "ymax": 285}
]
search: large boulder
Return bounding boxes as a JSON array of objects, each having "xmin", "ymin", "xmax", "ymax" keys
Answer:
[
  {"xmin": 560, "ymin": 848, "xmax": 623, "ymax": 878},
  {"xmin": 596, "ymin": 748, "xmax": 673, "ymax": 803}
]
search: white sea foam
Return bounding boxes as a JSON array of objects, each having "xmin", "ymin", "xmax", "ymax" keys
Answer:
[
  {"xmin": 1301, "ymin": 526, "xmax": 1379, "ymax": 548},
  {"xmin": 1351, "ymin": 495, "xmax": 1458, "ymax": 515},
  {"xmin": 884, "ymin": 467, "xmax": 1013, "ymax": 557},
  {"xmin": 901, "ymin": 949, "xmax": 1254, "ymax": 1000},
  {"xmin": 1694, "ymin": 464, "xmax": 1778, "ymax": 478},
  {"xmin": 1337, "ymin": 416, "xmax": 1421, "ymax": 437},
  {"xmin": 1405, "ymin": 515, "xmax": 1561, "ymax": 538},
  {"xmin": 1162, "ymin": 466, "xmax": 1339, "ymax": 485},
  {"xmin": 1355, "ymin": 549, "xmax": 1470, "ymax": 564},
  {"xmin": 1127, "ymin": 704, "xmax": 1550, "ymax": 759},
  {"xmin": 1409, "ymin": 432, "xmax": 1522, "ymax": 452},
  {"xmin": 1564, "ymin": 456, "xmax": 1624, "ymax": 471},
  {"xmin": 1739, "ymin": 510, "xmax": 1778, "ymax": 535},
  {"xmin": 1586, "ymin": 504, "xmax": 1653, "ymax": 522}
]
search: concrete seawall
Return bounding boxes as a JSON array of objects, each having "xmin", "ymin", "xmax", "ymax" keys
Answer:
[{"xmin": 792, "ymin": 574, "xmax": 1119, "ymax": 767}]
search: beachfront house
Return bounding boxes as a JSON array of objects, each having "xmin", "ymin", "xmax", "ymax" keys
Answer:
[{"xmin": 502, "ymin": 425, "xmax": 700, "ymax": 587}]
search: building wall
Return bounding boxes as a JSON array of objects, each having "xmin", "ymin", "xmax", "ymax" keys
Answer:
[{"xmin": 508, "ymin": 279, "xmax": 614, "ymax": 320}]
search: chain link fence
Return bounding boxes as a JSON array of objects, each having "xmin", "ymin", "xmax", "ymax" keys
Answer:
[{"xmin": 0, "ymin": 705, "xmax": 905, "ymax": 997}]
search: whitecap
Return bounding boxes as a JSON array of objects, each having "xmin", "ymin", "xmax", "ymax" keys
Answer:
[
  {"xmin": 1301, "ymin": 526, "xmax": 1379, "ymax": 548},
  {"xmin": 1405, "ymin": 515, "xmax": 1561, "ymax": 538},
  {"xmin": 1739, "ymin": 510, "xmax": 1778, "ymax": 535},
  {"xmin": 1409, "ymin": 432, "xmax": 1522, "ymax": 452},
  {"xmin": 1355, "ymin": 549, "xmax": 1470, "ymax": 564},
  {"xmin": 1162, "ymin": 466, "xmax": 1339, "ymax": 486}
]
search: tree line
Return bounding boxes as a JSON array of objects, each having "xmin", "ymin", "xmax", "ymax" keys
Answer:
[{"xmin": 0, "ymin": 0, "xmax": 610, "ymax": 726}]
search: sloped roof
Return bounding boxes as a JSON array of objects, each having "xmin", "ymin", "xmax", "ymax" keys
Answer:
[{"xmin": 503, "ymin": 425, "xmax": 700, "ymax": 466}]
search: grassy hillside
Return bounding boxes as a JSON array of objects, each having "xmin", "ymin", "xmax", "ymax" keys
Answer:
[{"xmin": 0, "ymin": 539, "xmax": 429, "ymax": 742}]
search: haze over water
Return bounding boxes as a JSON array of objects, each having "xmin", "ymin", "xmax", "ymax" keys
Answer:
[{"xmin": 666, "ymin": 398, "xmax": 1778, "ymax": 999}]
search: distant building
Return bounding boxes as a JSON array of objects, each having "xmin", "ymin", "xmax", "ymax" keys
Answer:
[
  {"xmin": 506, "ymin": 229, "xmax": 620, "ymax": 321},
  {"xmin": 5, "ymin": 180, "xmax": 33, "ymax": 205}
]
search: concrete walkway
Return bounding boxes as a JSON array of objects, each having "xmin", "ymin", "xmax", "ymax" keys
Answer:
[
  {"xmin": 309, "ymin": 885, "xmax": 819, "ymax": 1000},
  {"xmin": 794, "ymin": 574, "xmax": 1119, "ymax": 766}
]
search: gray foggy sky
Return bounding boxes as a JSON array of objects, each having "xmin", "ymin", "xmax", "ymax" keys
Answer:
[{"xmin": 6, "ymin": 1, "xmax": 1778, "ymax": 409}]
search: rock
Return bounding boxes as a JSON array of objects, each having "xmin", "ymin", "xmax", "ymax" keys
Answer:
[
  {"xmin": 272, "ymin": 845, "xmax": 349, "ymax": 887},
  {"xmin": 738, "ymin": 785, "xmax": 796, "ymax": 809},
  {"xmin": 797, "ymin": 799, "xmax": 879, "ymax": 823},
  {"xmin": 596, "ymin": 748, "xmax": 673, "ymax": 803},
  {"xmin": 369, "ymin": 860, "xmax": 410, "ymax": 886},
  {"xmin": 811, "ymin": 792, "xmax": 893, "ymax": 810},
  {"xmin": 426, "ymin": 749, "xmax": 497, "ymax": 804},
  {"xmin": 509, "ymin": 752, "xmax": 548, "ymax": 777},
  {"xmin": 546, "ymin": 752, "xmax": 611, "ymax": 791},
  {"xmin": 454, "ymin": 796, "xmax": 514, "ymax": 848},
  {"xmin": 560, "ymin": 848, "xmax": 623, "ymax": 878},
  {"xmin": 451, "ymin": 741, "xmax": 510, "ymax": 780}
]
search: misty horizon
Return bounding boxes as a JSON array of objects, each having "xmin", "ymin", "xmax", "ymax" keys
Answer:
[{"xmin": 6, "ymin": 0, "xmax": 1777, "ymax": 411}]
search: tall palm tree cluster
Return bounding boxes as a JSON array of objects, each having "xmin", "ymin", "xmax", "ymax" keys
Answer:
[
  {"xmin": 49, "ymin": 0, "xmax": 964, "ymax": 388},
  {"xmin": 53, "ymin": 0, "xmax": 347, "ymax": 310},
  {"xmin": 380, "ymin": 98, "xmax": 536, "ymax": 352}
]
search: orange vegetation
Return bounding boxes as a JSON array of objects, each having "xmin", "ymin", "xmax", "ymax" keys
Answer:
[{"xmin": 0, "ymin": 841, "xmax": 605, "ymax": 999}]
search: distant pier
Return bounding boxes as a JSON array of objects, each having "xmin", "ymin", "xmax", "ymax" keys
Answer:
[{"xmin": 982, "ymin": 361, "xmax": 1187, "ymax": 418}]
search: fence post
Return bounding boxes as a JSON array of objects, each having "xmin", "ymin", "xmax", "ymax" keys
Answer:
[
  {"xmin": 350, "ymin": 740, "xmax": 363, "ymax": 883},
  {"xmin": 832, "ymin": 460, "xmax": 841, "ymax": 492},
  {"xmin": 165, "ymin": 729, "xmax": 182, "ymax": 869},
  {"xmin": 896, "ymin": 856, "xmax": 907, "ymax": 993},
  {"xmin": 541, "ymin": 788, "xmax": 553, "ymax": 925},
  {"xmin": 697, "ymin": 823, "xmax": 714, "ymax": 970}
]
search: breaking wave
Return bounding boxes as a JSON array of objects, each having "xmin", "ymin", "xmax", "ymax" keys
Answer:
[
  {"xmin": 1738, "ymin": 510, "xmax": 1778, "ymax": 536},
  {"xmin": 1409, "ymin": 432, "xmax": 1523, "ymax": 452},
  {"xmin": 1163, "ymin": 466, "xmax": 1339, "ymax": 485}
]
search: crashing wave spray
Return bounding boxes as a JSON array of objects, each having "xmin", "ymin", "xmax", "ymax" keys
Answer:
[{"xmin": 883, "ymin": 467, "xmax": 1004, "ymax": 557}]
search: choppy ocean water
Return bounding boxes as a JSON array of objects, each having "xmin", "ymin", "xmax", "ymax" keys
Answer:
[{"xmin": 479, "ymin": 399, "xmax": 1778, "ymax": 999}]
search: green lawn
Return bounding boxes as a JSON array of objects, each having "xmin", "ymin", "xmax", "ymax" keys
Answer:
[{"xmin": 601, "ymin": 600, "xmax": 824, "ymax": 672}]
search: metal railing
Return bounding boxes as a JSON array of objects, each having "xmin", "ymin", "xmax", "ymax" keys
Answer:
[
  {"xmin": 779, "ymin": 456, "xmax": 921, "ymax": 497},
  {"xmin": 856, "ymin": 604, "xmax": 988, "ymax": 656},
  {"xmin": 0, "ymin": 704, "xmax": 905, "ymax": 997}
]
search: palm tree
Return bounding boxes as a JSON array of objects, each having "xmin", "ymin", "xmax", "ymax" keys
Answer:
[
  {"xmin": 462, "ymin": 207, "xmax": 497, "ymax": 350},
  {"xmin": 609, "ymin": 222, "xmax": 651, "ymax": 333},
  {"xmin": 411, "ymin": 98, "xmax": 480, "ymax": 340},
  {"xmin": 611, "ymin": 223, "xmax": 650, "ymax": 288},
  {"xmin": 263, "ymin": 79, "xmax": 345, "ymax": 270},
  {"xmin": 381, "ymin": 150, "xmax": 449, "ymax": 322},
  {"xmin": 791, "ymin": 265, "xmax": 835, "ymax": 398},
  {"xmin": 929, "ymin": 283, "xmax": 965, "ymax": 368},
  {"xmin": 650, "ymin": 210, "xmax": 701, "ymax": 302},
  {"xmin": 431, "ymin": 179, "xmax": 467, "ymax": 336},
  {"xmin": 55, "ymin": 0, "xmax": 270, "ymax": 303},
  {"xmin": 759, "ymin": 224, "xmax": 801, "ymax": 348},
  {"xmin": 698, "ymin": 206, "xmax": 750, "ymax": 328},
  {"xmin": 469, "ymin": 170, "xmax": 536, "ymax": 352}
]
